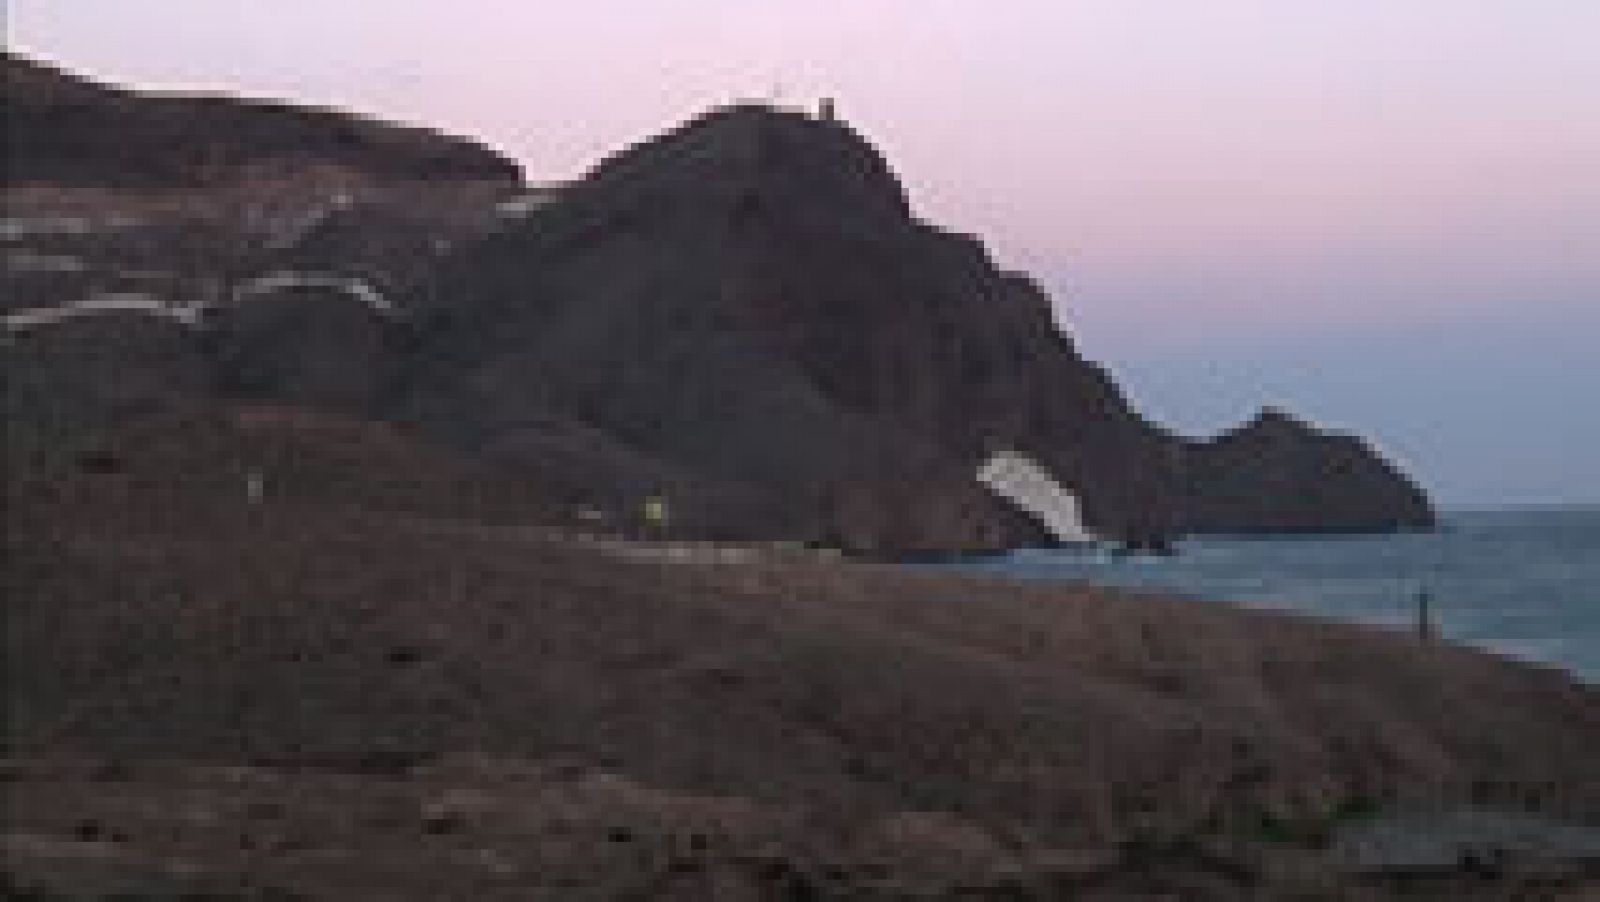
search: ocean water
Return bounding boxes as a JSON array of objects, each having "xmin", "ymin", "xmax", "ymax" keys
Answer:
[{"xmin": 944, "ymin": 507, "xmax": 1600, "ymax": 684}]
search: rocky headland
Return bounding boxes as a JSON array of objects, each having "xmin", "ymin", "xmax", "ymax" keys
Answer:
[{"xmin": 4, "ymin": 53, "xmax": 1434, "ymax": 552}]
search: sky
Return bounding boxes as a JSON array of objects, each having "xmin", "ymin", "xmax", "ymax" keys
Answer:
[{"xmin": 11, "ymin": 1, "xmax": 1600, "ymax": 506}]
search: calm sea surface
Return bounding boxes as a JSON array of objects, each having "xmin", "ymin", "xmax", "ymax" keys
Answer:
[{"xmin": 942, "ymin": 507, "xmax": 1600, "ymax": 684}]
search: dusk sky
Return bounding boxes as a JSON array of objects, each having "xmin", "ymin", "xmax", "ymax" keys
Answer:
[{"xmin": 12, "ymin": 1, "xmax": 1599, "ymax": 506}]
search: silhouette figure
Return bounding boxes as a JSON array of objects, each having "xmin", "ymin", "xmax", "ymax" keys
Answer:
[{"xmin": 1415, "ymin": 585, "xmax": 1435, "ymax": 642}]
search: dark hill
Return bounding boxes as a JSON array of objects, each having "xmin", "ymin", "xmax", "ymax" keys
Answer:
[
  {"xmin": 403, "ymin": 104, "xmax": 1430, "ymax": 551},
  {"xmin": 2, "ymin": 52, "xmax": 520, "ymax": 188},
  {"xmin": 3, "ymin": 55, "xmax": 1435, "ymax": 550}
]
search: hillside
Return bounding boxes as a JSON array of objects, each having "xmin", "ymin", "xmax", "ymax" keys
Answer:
[
  {"xmin": 2, "ymin": 51, "xmax": 520, "ymax": 325},
  {"xmin": 3, "ymin": 409, "xmax": 1594, "ymax": 898},
  {"xmin": 3, "ymin": 52, "xmax": 519, "ymax": 189},
  {"xmin": 4, "ymin": 58, "xmax": 1434, "ymax": 551},
  {"xmin": 402, "ymin": 104, "xmax": 1432, "ymax": 551}
]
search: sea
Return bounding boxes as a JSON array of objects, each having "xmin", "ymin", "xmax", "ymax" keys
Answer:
[{"xmin": 943, "ymin": 507, "xmax": 1600, "ymax": 685}]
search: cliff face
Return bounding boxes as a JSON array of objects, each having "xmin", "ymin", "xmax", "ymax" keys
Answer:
[
  {"xmin": 3, "ymin": 52, "xmax": 520, "ymax": 188},
  {"xmin": 404, "ymin": 105, "xmax": 1428, "ymax": 549},
  {"xmin": 394, "ymin": 107, "xmax": 1157, "ymax": 550}
]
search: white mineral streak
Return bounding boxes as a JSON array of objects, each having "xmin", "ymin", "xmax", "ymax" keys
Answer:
[
  {"xmin": 977, "ymin": 450, "xmax": 1097, "ymax": 544},
  {"xmin": 3, "ymin": 294, "xmax": 204, "ymax": 331},
  {"xmin": 231, "ymin": 271, "xmax": 397, "ymax": 316}
]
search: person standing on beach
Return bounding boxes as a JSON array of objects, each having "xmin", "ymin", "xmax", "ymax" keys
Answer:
[{"xmin": 1415, "ymin": 584, "xmax": 1435, "ymax": 642}]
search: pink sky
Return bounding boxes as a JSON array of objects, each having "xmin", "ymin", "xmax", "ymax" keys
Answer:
[{"xmin": 11, "ymin": 1, "xmax": 1600, "ymax": 503}]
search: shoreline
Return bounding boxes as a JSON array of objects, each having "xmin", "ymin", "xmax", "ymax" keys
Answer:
[{"xmin": 922, "ymin": 517, "xmax": 1600, "ymax": 687}]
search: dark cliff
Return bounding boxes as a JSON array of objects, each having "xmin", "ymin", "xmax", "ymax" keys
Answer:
[
  {"xmin": 399, "ymin": 106, "xmax": 1108, "ymax": 552},
  {"xmin": 4, "ymin": 56, "xmax": 1434, "ymax": 549},
  {"xmin": 402, "ymin": 104, "xmax": 1430, "ymax": 549}
]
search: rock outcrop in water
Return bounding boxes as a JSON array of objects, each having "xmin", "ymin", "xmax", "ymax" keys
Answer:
[{"xmin": 1183, "ymin": 407, "xmax": 1435, "ymax": 534}]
